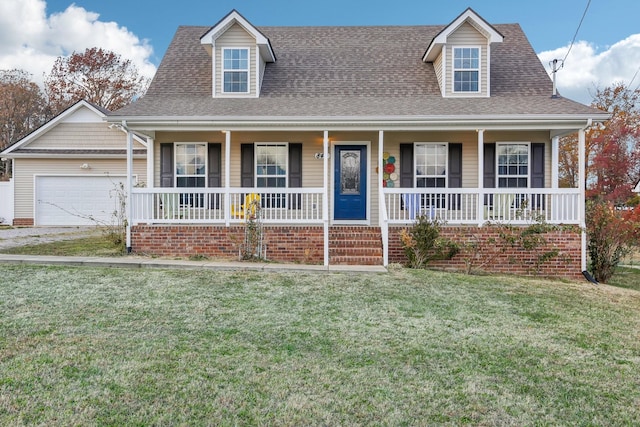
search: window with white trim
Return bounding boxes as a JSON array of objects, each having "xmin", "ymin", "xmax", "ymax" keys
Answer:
[
  {"xmin": 415, "ymin": 143, "xmax": 447, "ymax": 188},
  {"xmin": 175, "ymin": 143, "xmax": 207, "ymax": 187},
  {"xmin": 453, "ymin": 47, "xmax": 480, "ymax": 93},
  {"xmin": 256, "ymin": 143, "xmax": 287, "ymax": 188},
  {"xmin": 497, "ymin": 143, "xmax": 529, "ymax": 188},
  {"xmin": 223, "ymin": 48, "xmax": 249, "ymax": 93},
  {"xmin": 255, "ymin": 143, "xmax": 288, "ymax": 208}
]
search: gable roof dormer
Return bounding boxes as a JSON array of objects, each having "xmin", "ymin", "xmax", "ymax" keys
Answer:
[
  {"xmin": 423, "ymin": 8, "xmax": 503, "ymax": 98},
  {"xmin": 200, "ymin": 10, "xmax": 276, "ymax": 98}
]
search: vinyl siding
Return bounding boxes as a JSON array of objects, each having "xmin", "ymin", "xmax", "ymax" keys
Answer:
[
  {"xmin": 258, "ymin": 55, "xmax": 266, "ymax": 94},
  {"xmin": 382, "ymin": 131, "xmax": 479, "ymax": 188},
  {"xmin": 13, "ymin": 158, "xmax": 146, "ymax": 218},
  {"xmin": 215, "ymin": 23, "xmax": 257, "ymax": 97},
  {"xmin": 152, "ymin": 130, "xmax": 552, "ymax": 226},
  {"xmin": 433, "ymin": 51, "xmax": 444, "ymax": 93},
  {"xmin": 483, "ymin": 130, "xmax": 551, "ymax": 187},
  {"xmin": 27, "ymin": 123, "xmax": 146, "ymax": 150},
  {"xmin": 445, "ymin": 22, "xmax": 489, "ymax": 97}
]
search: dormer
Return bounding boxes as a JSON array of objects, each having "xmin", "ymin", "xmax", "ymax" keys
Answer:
[
  {"xmin": 200, "ymin": 10, "xmax": 276, "ymax": 98},
  {"xmin": 423, "ymin": 8, "xmax": 503, "ymax": 98}
]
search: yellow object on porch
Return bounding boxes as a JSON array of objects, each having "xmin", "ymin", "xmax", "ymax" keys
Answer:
[{"xmin": 231, "ymin": 193, "xmax": 261, "ymax": 219}]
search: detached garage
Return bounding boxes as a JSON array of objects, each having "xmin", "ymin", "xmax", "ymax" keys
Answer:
[
  {"xmin": 0, "ymin": 100, "xmax": 147, "ymax": 226},
  {"xmin": 35, "ymin": 175, "xmax": 128, "ymax": 226}
]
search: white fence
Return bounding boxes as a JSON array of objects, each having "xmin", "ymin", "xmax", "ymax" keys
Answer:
[{"xmin": 0, "ymin": 179, "xmax": 14, "ymax": 224}]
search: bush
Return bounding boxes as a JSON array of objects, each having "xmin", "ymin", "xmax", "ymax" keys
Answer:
[
  {"xmin": 587, "ymin": 199, "xmax": 636, "ymax": 283},
  {"xmin": 400, "ymin": 215, "xmax": 458, "ymax": 269}
]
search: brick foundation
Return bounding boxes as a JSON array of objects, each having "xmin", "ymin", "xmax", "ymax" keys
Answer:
[
  {"xmin": 388, "ymin": 225, "xmax": 583, "ymax": 280},
  {"xmin": 13, "ymin": 218, "xmax": 34, "ymax": 226},
  {"xmin": 132, "ymin": 225, "xmax": 325, "ymax": 264},
  {"xmin": 132, "ymin": 223, "xmax": 583, "ymax": 279}
]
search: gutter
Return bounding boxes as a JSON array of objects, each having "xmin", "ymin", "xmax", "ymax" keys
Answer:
[{"xmin": 105, "ymin": 113, "xmax": 611, "ymax": 125}]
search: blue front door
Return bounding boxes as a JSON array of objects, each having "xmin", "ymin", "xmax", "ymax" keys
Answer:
[{"xmin": 334, "ymin": 145, "xmax": 367, "ymax": 220}]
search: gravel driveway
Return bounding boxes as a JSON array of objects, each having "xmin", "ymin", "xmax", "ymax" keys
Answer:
[{"xmin": 0, "ymin": 226, "xmax": 103, "ymax": 250}]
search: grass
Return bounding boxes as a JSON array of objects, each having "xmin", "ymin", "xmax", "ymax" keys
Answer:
[
  {"xmin": 1, "ymin": 265, "xmax": 640, "ymax": 425},
  {"xmin": 608, "ymin": 266, "xmax": 640, "ymax": 291},
  {"xmin": 0, "ymin": 235, "xmax": 125, "ymax": 257}
]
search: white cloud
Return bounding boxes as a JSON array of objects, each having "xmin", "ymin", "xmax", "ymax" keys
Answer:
[
  {"xmin": 0, "ymin": 0, "xmax": 156, "ymax": 86},
  {"xmin": 538, "ymin": 34, "xmax": 640, "ymax": 105}
]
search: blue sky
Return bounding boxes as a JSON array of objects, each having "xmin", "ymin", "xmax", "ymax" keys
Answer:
[
  {"xmin": 42, "ymin": 0, "xmax": 638, "ymax": 64},
  {"xmin": 2, "ymin": 0, "xmax": 639, "ymax": 104}
]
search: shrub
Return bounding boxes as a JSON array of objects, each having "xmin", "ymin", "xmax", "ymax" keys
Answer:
[
  {"xmin": 400, "ymin": 215, "xmax": 458, "ymax": 269},
  {"xmin": 586, "ymin": 199, "xmax": 636, "ymax": 283}
]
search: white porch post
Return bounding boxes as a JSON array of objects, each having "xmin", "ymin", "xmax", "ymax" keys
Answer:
[
  {"xmin": 477, "ymin": 129, "xmax": 485, "ymax": 226},
  {"xmin": 125, "ymin": 125, "xmax": 133, "ymax": 253},
  {"xmin": 379, "ymin": 130, "xmax": 388, "ymax": 266},
  {"xmin": 578, "ymin": 127, "xmax": 587, "ymax": 271},
  {"xmin": 224, "ymin": 131, "xmax": 231, "ymax": 226},
  {"xmin": 323, "ymin": 130, "xmax": 329, "ymax": 266},
  {"xmin": 551, "ymin": 136, "xmax": 559, "ymax": 188},
  {"xmin": 146, "ymin": 136, "xmax": 154, "ymax": 188}
]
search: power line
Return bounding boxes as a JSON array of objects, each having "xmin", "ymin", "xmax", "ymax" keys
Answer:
[
  {"xmin": 563, "ymin": 0, "xmax": 592, "ymax": 64},
  {"xmin": 629, "ymin": 63, "xmax": 640, "ymax": 91}
]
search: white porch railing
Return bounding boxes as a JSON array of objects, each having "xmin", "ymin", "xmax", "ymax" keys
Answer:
[
  {"xmin": 384, "ymin": 188, "xmax": 581, "ymax": 225},
  {"xmin": 131, "ymin": 187, "xmax": 324, "ymax": 225},
  {"xmin": 132, "ymin": 187, "xmax": 581, "ymax": 226}
]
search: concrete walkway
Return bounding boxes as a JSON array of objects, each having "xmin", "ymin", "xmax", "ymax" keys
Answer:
[{"xmin": 0, "ymin": 253, "xmax": 388, "ymax": 273}]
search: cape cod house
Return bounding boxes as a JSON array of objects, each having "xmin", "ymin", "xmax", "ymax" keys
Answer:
[{"xmin": 108, "ymin": 8, "xmax": 609, "ymax": 277}]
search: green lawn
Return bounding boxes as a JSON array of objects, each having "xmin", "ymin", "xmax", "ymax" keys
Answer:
[{"xmin": 1, "ymin": 265, "xmax": 639, "ymax": 425}]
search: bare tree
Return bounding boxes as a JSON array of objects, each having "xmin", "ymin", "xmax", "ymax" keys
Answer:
[
  {"xmin": 44, "ymin": 47, "xmax": 149, "ymax": 115},
  {"xmin": 0, "ymin": 70, "xmax": 48, "ymax": 178}
]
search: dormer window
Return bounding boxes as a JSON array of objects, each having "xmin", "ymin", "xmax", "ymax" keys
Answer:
[
  {"xmin": 453, "ymin": 47, "xmax": 480, "ymax": 93},
  {"xmin": 200, "ymin": 10, "xmax": 276, "ymax": 98},
  {"xmin": 223, "ymin": 48, "xmax": 249, "ymax": 93},
  {"xmin": 423, "ymin": 8, "xmax": 503, "ymax": 98}
]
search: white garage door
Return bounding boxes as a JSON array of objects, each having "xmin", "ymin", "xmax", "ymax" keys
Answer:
[{"xmin": 36, "ymin": 176, "xmax": 126, "ymax": 226}]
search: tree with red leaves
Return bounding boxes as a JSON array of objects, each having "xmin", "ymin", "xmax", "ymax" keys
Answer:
[
  {"xmin": 558, "ymin": 82, "xmax": 640, "ymax": 206},
  {"xmin": 587, "ymin": 83, "xmax": 640, "ymax": 204},
  {"xmin": 44, "ymin": 47, "xmax": 149, "ymax": 115}
]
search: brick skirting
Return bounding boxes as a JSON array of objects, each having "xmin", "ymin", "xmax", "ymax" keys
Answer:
[
  {"xmin": 132, "ymin": 225, "xmax": 325, "ymax": 264},
  {"xmin": 388, "ymin": 225, "xmax": 583, "ymax": 280},
  {"xmin": 13, "ymin": 218, "xmax": 34, "ymax": 226},
  {"xmin": 132, "ymin": 223, "xmax": 583, "ymax": 279}
]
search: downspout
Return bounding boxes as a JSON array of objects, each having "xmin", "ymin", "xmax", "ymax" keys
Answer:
[
  {"xmin": 123, "ymin": 120, "xmax": 133, "ymax": 253},
  {"xmin": 579, "ymin": 118, "xmax": 592, "ymax": 273}
]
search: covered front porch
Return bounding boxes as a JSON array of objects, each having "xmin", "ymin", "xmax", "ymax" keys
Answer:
[{"xmin": 123, "ymin": 124, "xmax": 590, "ymax": 273}]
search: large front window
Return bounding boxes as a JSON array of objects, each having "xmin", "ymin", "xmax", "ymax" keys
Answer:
[
  {"xmin": 175, "ymin": 143, "xmax": 206, "ymax": 187},
  {"xmin": 497, "ymin": 143, "xmax": 529, "ymax": 188},
  {"xmin": 453, "ymin": 47, "xmax": 480, "ymax": 93},
  {"xmin": 415, "ymin": 143, "xmax": 447, "ymax": 188},
  {"xmin": 223, "ymin": 48, "xmax": 249, "ymax": 93}
]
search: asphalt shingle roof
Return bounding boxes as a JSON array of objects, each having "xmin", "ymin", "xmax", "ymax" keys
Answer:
[{"xmin": 113, "ymin": 23, "xmax": 603, "ymax": 119}]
